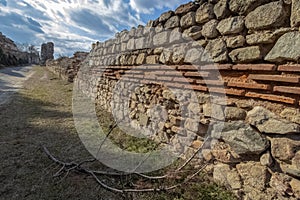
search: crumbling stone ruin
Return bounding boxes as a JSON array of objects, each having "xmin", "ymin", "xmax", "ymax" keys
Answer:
[
  {"xmin": 0, "ymin": 32, "xmax": 39, "ymax": 67},
  {"xmin": 47, "ymin": 0, "xmax": 300, "ymax": 199},
  {"xmin": 40, "ymin": 42, "xmax": 54, "ymax": 65},
  {"xmin": 46, "ymin": 51, "xmax": 88, "ymax": 82}
]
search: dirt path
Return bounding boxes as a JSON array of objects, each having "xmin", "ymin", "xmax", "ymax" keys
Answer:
[
  {"xmin": 0, "ymin": 66, "xmax": 122, "ymax": 200},
  {"xmin": 0, "ymin": 66, "xmax": 36, "ymax": 105}
]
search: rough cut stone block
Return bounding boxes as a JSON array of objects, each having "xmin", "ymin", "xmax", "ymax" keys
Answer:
[
  {"xmin": 135, "ymin": 26, "xmax": 144, "ymax": 37},
  {"xmin": 245, "ymin": 1, "xmax": 288, "ymax": 30},
  {"xmin": 155, "ymin": 24, "xmax": 164, "ymax": 33},
  {"xmin": 172, "ymin": 45, "xmax": 188, "ymax": 64},
  {"xmin": 217, "ymin": 16, "xmax": 244, "ymax": 35},
  {"xmin": 126, "ymin": 38, "xmax": 135, "ymax": 50},
  {"xmin": 229, "ymin": 46, "xmax": 262, "ymax": 63},
  {"xmin": 236, "ymin": 162, "xmax": 269, "ymax": 191},
  {"xmin": 184, "ymin": 48, "xmax": 204, "ymax": 64},
  {"xmin": 121, "ymin": 42, "xmax": 127, "ymax": 52},
  {"xmin": 135, "ymin": 37, "xmax": 145, "ymax": 49},
  {"xmin": 202, "ymin": 19, "xmax": 219, "ymax": 39},
  {"xmin": 247, "ymin": 106, "xmax": 300, "ymax": 134},
  {"xmin": 212, "ymin": 121, "xmax": 269, "ymax": 155},
  {"xmin": 159, "ymin": 11, "xmax": 174, "ymax": 23},
  {"xmin": 164, "ymin": 16, "xmax": 180, "ymax": 29},
  {"xmin": 224, "ymin": 107, "xmax": 247, "ymax": 121},
  {"xmin": 229, "ymin": 0, "xmax": 271, "ymax": 15},
  {"xmin": 136, "ymin": 53, "xmax": 146, "ymax": 65},
  {"xmin": 146, "ymin": 55, "xmax": 159, "ymax": 64},
  {"xmin": 224, "ymin": 35, "xmax": 245, "ymax": 48},
  {"xmin": 213, "ymin": 164, "xmax": 242, "ymax": 190},
  {"xmin": 169, "ymin": 28, "xmax": 183, "ymax": 44},
  {"xmin": 182, "ymin": 26, "xmax": 202, "ymax": 40},
  {"xmin": 195, "ymin": 3, "xmax": 215, "ymax": 24},
  {"xmin": 214, "ymin": 0, "xmax": 230, "ymax": 19},
  {"xmin": 128, "ymin": 27, "xmax": 136, "ymax": 37},
  {"xmin": 180, "ymin": 12, "xmax": 196, "ymax": 29},
  {"xmin": 271, "ymin": 138, "xmax": 300, "ymax": 161},
  {"xmin": 153, "ymin": 31, "xmax": 170, "ymax": 46},
  {"xmin": 175, "ymin": 2, "xmax": 199, "ymax": 16},
  {"xmin": 159, "ymin": 49, "xmax": 173, "ymax": 64},
  {"xmin": 291, "ymin": 0, "xmax": 300, "ymax": 27},
  {"xmin": 205, "ymin": 38, "xmax": 228, "ymax": 63},
  {"xmin": 246, "ymin": 32, "xmax": 275, "ymax": 45},
  {"xmin": 265, "ymin": 32, "xmax": 300, "ymax": 63}
]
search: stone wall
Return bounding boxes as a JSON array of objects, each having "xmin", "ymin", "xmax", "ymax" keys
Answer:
[
  {"xmin": 0, "ymin": 32, "xmax": 39, "ymax": 66},
  {"xmin": 46, "ymin": 51, "xmax": 88, "ymax": 82},
  {"xmin": 47, "ymin": 0, "xmax": 300, "ymax": 199}
]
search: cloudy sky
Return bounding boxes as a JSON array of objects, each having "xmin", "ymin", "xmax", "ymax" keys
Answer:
[{"xmin": 0, "ymin": 0, "xmax": 190, "ymax": 57}]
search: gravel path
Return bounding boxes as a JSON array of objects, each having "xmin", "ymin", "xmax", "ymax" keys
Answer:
[{"xmin": 0, "ymin": 65, "xmax": 35, "ymax": 105}]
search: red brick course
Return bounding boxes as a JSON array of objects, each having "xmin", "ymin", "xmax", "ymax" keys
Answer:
[
  {"xmin": 227, "ymin": 82, "xmax": 271, "ymax": 90},
  {"xmin": 278, "ymin": 64, "xmax": 300, "ymax": 72},
  {"xmin": 248, "ymin": 74, "xmax": 300, "ymax": 83},
  {"xmin": 100, "ymin": 64, "xmax": 300, "ymax": 105},
  {"xmin": 245, "ymin": 92, "xmax": 296, "ymax": 104},
  {"xmin": 232, "ymin": 64, "xmax": 276, "ymax": 71},
  {"xmin": 273, "ymin": 86, "xmax": 300, "ymax": 95}
]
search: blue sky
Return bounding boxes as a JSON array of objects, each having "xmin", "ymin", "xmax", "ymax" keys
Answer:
[{"xmin": 0, "ymin": 0, "xmax": 190, "ymax": 57}]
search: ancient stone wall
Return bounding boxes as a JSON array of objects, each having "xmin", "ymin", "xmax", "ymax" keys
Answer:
[
  {"xmin": 0, "ymin": 32, "xmax": 39, "ymax": 66},
  {"xmin": 46, "ymin": 51, "xmax": 88, "ymax": 82},
  {"xmin": 47, "ymin": 0, "xmax": 300, "ymax": 199}
]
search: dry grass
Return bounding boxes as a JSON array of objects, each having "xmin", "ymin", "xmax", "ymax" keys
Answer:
[{"xmin": 0, "ymin": 66, "xmax": 121, "ymax": 200}]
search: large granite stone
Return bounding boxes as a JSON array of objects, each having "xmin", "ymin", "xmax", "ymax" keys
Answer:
[
  {"xmin": 225, "ymin": 35, "xmax": 245, "ymax": 48},
  {"xmin": 182, "ymin": 26, "xmax": 202, "ymax": 40},
  {"xmin": 247, "ymin": 106, "xmax": 300, "ymax": 134},
  {"xmin": 202, "ymin": 19, "xmax": 219, "ymax": 39},
  {"xmin": 236, "ymin": 162, "xmax": 269, "ymax": 191},
  {"xmin": 270, "ymin": 138, "xmax": 300, "ymax": 161},
  {"xmin": 217, "ymin": 16, "xmax": 244, "ymax": 35},
  {"xmin": 245, "ymin": 1, "xmax": 288, "ymax": 30},
  {"xmin": 164, "ymin": 16, "xmax": 180, "ymax": 29},
  {"xmin": 159, "ymin": 11, "xmax": 174, "ymax": 23},
  {"xmin": 229, "ymin": 0, "xmax": 271, "ymax": 15},
  {"xmin": 180, "ymin": 12, "xmax": 196, "ymax": 29},
  {"xmin": 229, "ymin": 46, "xmax": 262, "ymax": 63},
  {"xmin": 153, "ymin": 31, "xmax": 170, "ymax": 46},
  {"xmin": 211, "ymin": 121, "xmax": 269, "ymax": 155},
  {"xmin": 291, "ymin": 0, "xmax": 300, "ymax": 27},
  {"xmin": 265, "ymin": 32, "xmax": 300, "ymax": 63},
  {"xmin": 213, "ymin": 164, "xmax": 242, "ymax": 189},
  {"xmin": 214, "ymin": 0, "xmax": 230, "ymax": 19},
  {"xmin": 195, "ymin": 3, "xmax": 215, "ymax": 24},
  {"xmin": 204, "ymin": 38, "xmax": 228, "ymax": 63},
  {"xmin": 175, "ymin": 2, "xmax": 199, "ymax": 16}
]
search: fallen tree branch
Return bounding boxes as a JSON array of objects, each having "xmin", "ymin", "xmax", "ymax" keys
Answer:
[{"xmin": 42, "ymin": 145, "xmax": 209, "ymax": 194}]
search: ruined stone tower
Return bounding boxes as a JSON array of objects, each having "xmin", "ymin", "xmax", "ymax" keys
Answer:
[{"xmin": 40, "ymin": 42, "xmax": 54, "ymax": 65}]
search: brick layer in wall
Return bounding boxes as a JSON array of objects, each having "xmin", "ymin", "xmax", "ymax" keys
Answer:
[{"xmin": 94, "ymin": 63, "xmax": 300, "ymax": 106}]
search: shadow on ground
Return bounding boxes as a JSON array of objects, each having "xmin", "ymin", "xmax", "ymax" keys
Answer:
[{"xmin": 0, "ymin": 67, "xmax": 122, "ymax": 200}]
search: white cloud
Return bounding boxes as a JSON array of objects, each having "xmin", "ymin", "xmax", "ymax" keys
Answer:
[
  {"xmin": 0, "ymin": 0, "xmax": 190, "ymax": 56},
  {"xmin": 129, "ymin": 0, "xmax": 184, "ymax": 14}
]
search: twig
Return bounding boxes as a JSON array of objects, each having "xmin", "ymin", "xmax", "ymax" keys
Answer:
[{"xmin": 42, "ymin": 145, "xmax": 208, "ymax": 194}]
